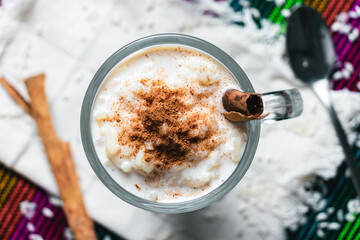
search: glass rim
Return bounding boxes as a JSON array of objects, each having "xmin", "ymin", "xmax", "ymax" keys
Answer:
[{"xmin": 80, "ymin": 33, "xmax": 261, "ymax": 214}]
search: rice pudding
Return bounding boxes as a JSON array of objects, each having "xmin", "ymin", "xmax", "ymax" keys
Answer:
[{"xmin": 92, "ymin": 45, "xmax": 247, "ymax": 203}]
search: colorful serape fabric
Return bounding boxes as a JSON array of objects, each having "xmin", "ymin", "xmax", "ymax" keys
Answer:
[
  {"xmin": 0, "ymin": 163, "xmax": 125, "ymax": 240},
  {"xmin": 230, "ymin": 0, "xmax": 360, "ymax": 91}
]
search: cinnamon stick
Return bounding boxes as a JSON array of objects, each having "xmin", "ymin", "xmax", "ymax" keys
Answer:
[
  {"xmin": 0, "ymin": 77, "xmax": 31, "ymax": 115},
  {"xmin": 222, "ymin": 89, "xmax": 269, "ymax": 122},
  {"xmin": 1, "ymin": 75, "xmax": 96, "ymax": 240}
]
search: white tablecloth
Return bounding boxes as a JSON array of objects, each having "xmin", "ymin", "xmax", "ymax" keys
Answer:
[{"xmin": 1, "ymin": 0, "xmax": 360, "ymax": 239}]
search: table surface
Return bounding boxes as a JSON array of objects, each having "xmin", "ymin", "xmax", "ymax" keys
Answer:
[{"xmin": 1, "ymin": 0, "xmax": 360, "ymax": 239}]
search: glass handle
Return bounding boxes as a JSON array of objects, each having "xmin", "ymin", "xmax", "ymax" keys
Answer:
[{"xmin": 260, "ymin": 89, "xmax": 303, "ymax": 123}]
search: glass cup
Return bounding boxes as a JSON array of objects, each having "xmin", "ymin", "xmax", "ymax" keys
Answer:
[{"xmin": 80, "ymin": 33, "xmax": 303, "ymax": 214}]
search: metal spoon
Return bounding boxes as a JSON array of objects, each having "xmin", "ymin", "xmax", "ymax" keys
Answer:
[{"xmin": 286, "ymin": 5, "xmax": 360, "ymax": 196}]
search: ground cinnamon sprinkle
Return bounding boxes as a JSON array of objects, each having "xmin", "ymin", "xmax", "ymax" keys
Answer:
[
  {"xmin": 115, "ymin": 79, "xmax": 219, "ymax": 170},
  {"xmin": 134, "ymin": 184, "xmax": 141, "ymax": 191}
]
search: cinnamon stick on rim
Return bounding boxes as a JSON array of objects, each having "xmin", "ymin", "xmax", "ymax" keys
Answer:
[
  {"xmin": 0, "ymin": 75, "xmax": 96, "ymax": 240},
  {"xmin": 222, "ymin": 89, "xmax": 269, "ymax": 122}
]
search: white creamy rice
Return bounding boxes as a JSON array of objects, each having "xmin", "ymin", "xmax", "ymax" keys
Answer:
[{"xmin": 92, "ymin": 45, "xmax": 247, "ymax": 202}]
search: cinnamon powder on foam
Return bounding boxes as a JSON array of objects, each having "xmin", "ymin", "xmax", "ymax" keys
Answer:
[{"xmin": 105, "ymin": 78, "xmax": 221, "ymax": 171}]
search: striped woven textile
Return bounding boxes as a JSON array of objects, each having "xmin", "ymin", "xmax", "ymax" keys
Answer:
[
  {"xmin": 230, "ymin": 0, "xmax": 360, "ymax": 91},
  {"xmin": 229, "ymin": 0, "xmax": 360, "ymax": 239},
  {"xmin": 286, "ymin": 148, "xmax": 360, "ymax": 240},
  {"xmin": 0, "ymin": 163, "xmax": 124, "ymax": 240}
]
